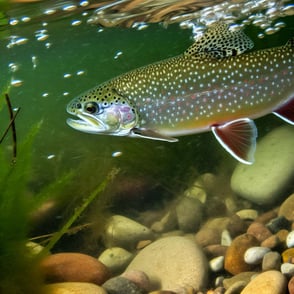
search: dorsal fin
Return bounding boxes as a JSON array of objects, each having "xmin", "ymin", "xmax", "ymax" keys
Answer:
[{"xmin": 185, "ymin": 23, "xmax": 254, "ymax": 59}]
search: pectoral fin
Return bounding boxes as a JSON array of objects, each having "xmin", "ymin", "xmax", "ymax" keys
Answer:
[
  {"xmin": 130, "ymin": 128, "xmax": 178, "ymax": 142},
  {"xmin": 211, "ymin": 118, "xmax": 258, "ymax": 164}
]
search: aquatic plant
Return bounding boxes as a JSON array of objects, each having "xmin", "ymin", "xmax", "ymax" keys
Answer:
[{"xmin": 0, "ymin": 118, "xmax": 44, "ymax": 294}]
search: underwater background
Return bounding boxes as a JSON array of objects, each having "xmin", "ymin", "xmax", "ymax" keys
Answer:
[{"xmin": 0, "ymin": 0, "xmax": 293, "ymax": 293}]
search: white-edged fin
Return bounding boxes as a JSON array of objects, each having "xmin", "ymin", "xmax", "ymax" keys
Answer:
[
  {"xmin": 185, "ymin": 22, "xmax": 254, "ymax": 59},
  {"xmin": 211, "ymin": 118, "xmax": 258, "ymax": 164},
  {"xmin": 130, "ymin": 128, "xmax": 178, "ymax": 142}
]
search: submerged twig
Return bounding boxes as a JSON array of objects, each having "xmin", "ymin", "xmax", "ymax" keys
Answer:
[{"xmin": 0, "ymin": 93, "xmax": 20, "ymax": 163}]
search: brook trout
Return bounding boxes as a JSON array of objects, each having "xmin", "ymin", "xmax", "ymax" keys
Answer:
[{"xmin": 66, "ymin": 23, "xmax": 294, "ymax": 164}]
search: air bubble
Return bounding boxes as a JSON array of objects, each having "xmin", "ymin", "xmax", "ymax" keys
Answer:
[
  {"xmin": 11, "ymin": 79, "xmax": 23, "ymax": 87},
  {"xmin": 63, "ymin": 4, "xmax": 77, "ymax": 12},
  {"xmin": 265, "ymin": 27, "xmax": 278, "ymax": 35},
  {"xmin": 112, "ymin": 151, "xmax": 122, "ymax": 158},
  {"xmin": 114, "ymin": 51, "xmax": 123, "ymax": 59},
  {"xmin": 8, "ymin": 63, "xmax": 19, "ymax": 72},
  {"xmin": 71, "ymin": 20, "xmax": 82, "ymax": 26},
  {"xmin": 76, "ymin": 70, "xmax": 85, "ymax": 76},
  {"xmin": 63, "ymin": 73, "xmax": 72, "ymax": 78}
]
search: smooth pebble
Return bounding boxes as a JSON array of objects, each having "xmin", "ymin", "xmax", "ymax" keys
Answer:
[
  {"xmin": 287, "ymin": 230, "xmax": 294, "ymax": 248},
  {"xmin": 231, "ymin": 126, "xmax": 294, "ymax": 205},
  {"xmin": 278, "ymin": 193, "xmax": 294, "ymax": 221},
  {"xmin": 102, "ymin": 276, "xmax": 146, "ymax": 294},
  {"xmin": 40, "ymin": 253, "xmax": 110, "ymax": 285},
  {"xmin": 209, "ymin": 256, "xmax": 224, "ymax": 272},
  {"xmin": 236, "ymin": 209, "xmax": 258, "ymax": 220},
  {"xmin": 224, "ymin": 234, "xmax": 259, "ymax": 275},
  {"xmin": 262, "ymin": 251, "xmax": 281, "ymax": 271},
  {"xmin": 103, "ymin": 215, "xmax": 154, "ymax": 249},
  {"xmin": 43, "ymin": 282, "xmax": 107, "ymax": 294},
  {"xmin": 221, "ymin": 229, "xmax": 232, "ymax": 246},
  {"xmin": 175, "ymin": 196, "xmax": 203, "ymax": 233},
  {"xmin": 240, "ymin": 270, "xmax": 287, "ymax": 294},
  {"xmin": 98, "ymin": 247, "xmax": 133, "ymax": 274},
  {"xmin": 281, "ymin": 262, "xmax": 294, "ymax": 276},
  {"xmin": 127, "ymin": 236, "xmax": 208, "ymax": 291},
  {"xmin": 244, "ymin": 246, "xmax": 270, "ymax": 265}
]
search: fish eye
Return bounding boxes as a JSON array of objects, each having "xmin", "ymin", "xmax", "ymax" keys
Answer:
[{"xmin": 85, "ymin": 102, "xmax": 99, "ymax": 114}]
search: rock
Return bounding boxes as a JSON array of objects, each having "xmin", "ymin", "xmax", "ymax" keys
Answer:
[
  {"xmin": 225, "ymin": 281, "xmax": 247, "ymax": 294},
  {"xmin": 98, "ymin": 247, "xmax": 133, "ymax": 274},
  {"xmin": 231, "ymin": 126, "xmax": 294, "ymax": 205},
  {"xmin": 289, "ymin": 276, "xmax": 294, "ymax": 294},
  {"xmin": 261, "ymin": 234, "xmax": 280, "ymax": 249},
  {"xmin": 136, "ymin": 240, "xmax": 152, "ymax": 250},
  {"xmin": 221, "ymin": 230, "xmax": 232, "ymax": 246},
  {"xmin": 102, "ymin": 276, "xmax": 146, "ymax": 294},
  {"xmin": 281, "ymin": 263, "xmax": 294, "ymax": 276},
  {"xmin": 224, "ymin": 234, "xmax": 259, "ymax": 275},
  {"xmin": 244, "ymin": 246, "xmax": 270, "ymax": 265},
  {"xmin": 151, "ymin": 210, "xmax": 178, "ymax": 233},
  {"xmin": 121, "ymin": 270, "xmax": 150, "ymax": 291},
  {"xmin": 266, "ymin": 216, "xmax": 291, "ymax": 233},
  {"xmin": 103, "ymin": 215, "xmax": 154, "ymax": 249},
  {"xmin": 279, "ymin": 193, "xmax": 294, "ymax": 221},
  {"xmin": 287, "ymin": 230, "xmax": 294, "ymax": 248},
  {"xmin": 26, "ymin": 241, "xmax": 46, "ymax": 256},
  {"xmin": 241, "ymin": 270, "xmax": 287, "ymax": 294},
  {"xmin": 209, "ymin": 256, "xmax": 224, "ymax": 272},
  {"xmin": 236, "ymin": 209, "xmax": 258, "ymax": 220},
  {"xmin": 43, "ymin": 282, "xmax": 107, "ymax": 294},
  {"xmin": 227, "ymin": 215, "xmax": 248, "ymax": 238},
  {"xmin": 40, "ymin": 253, "xmax": 110, "ymax": 285},
  {"xmin": 126, "ymin": 236, "xmax": 208, "ymax": 291},
  {"xmin": 203, "ymin": 245, "xmax": 228, "ymax": 258},
  {"xmin": 262, "ymin": 251, "xmax": 281, "ymax": 271},
  {"xmin": 195, "ymin": 217, "xmax": 230, "ymax": 247},
  {"xmin": 255, "ymin": 210, "xmax": 278, "ymax": 224},
  {"xmin": 175, "ymin": 196, "xmax": 203, "ymax": 233},
  {"xmin": 223, "ymin": 272, "xmax": 257, "ymax": 290},
  {"xmin": 247, "ymin": 222, "xmax": 272, "ymax": 242},
  {"xmin": 282, "ymin": 248, "xmax": 294, "ymax": 263}
]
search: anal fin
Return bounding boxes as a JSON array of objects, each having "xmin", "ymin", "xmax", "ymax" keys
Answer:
[
  {"xmin": 273, "ymin": 97, "xmax": 294, "ymax": 125},
  {"xmin": 130, "ymin": 128, "xmax": 178, "ymax": 142},
  {"xmin": 211, "ymin": 118, "xmax": 258, "ymax": 164}
]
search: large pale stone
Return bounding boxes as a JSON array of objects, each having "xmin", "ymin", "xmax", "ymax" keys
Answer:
[
  {"xmin": 126, "ymin": 236, "xmax": 208, "ymax": 291},
  {"xmin": 231, "ymin": 126, "xmax": 294, "ymax": 205}
]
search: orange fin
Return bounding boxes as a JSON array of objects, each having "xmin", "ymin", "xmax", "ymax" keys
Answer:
[{"xmin": 211, "ymin": 118, "xmax": 258, "ymax": 164}]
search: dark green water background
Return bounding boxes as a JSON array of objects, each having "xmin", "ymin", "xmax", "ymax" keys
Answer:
[{"xmin": 0, "ymin": 5, "xmax": 293, "ymax": 238}]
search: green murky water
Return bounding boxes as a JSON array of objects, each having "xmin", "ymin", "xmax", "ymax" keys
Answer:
[{"xmin": 0, "ymin": 1, "xmax": 293, "ymax": 292}]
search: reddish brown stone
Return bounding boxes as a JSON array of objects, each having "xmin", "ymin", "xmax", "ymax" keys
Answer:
[
  {"xmin": 224, "ymin": 233, "xmax": 259, "ymax": 275},
  {"xmin": 247, "ymin": 222, "xmax": 272, "ymax": 242},
  {"xmin": 279, "ymin": 193, "xmax": 294, "ymax": 222},
  {"xmin": 203, "ymin": 244, "xmax": 228, "ymax": 258},
  {"xmin": 40, "ymin": 253, "xmax": 111, "ymax": 285},
  {"xmin": 255, "ymin": 210, "xmax": 278, "ymax": 224},
  {"xmin": 289, "ymin": 276, "xmax": 294, "ymax": 294}
]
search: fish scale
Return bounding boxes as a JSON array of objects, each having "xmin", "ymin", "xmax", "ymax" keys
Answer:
[{"xmin": 66, "ymin": 23, "xmax": 294, "ymax": 164}]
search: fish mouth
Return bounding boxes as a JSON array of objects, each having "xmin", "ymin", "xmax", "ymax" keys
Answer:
[{"xmin": 66, "ymin": 113, "xmax": 107, "ymax": 134}]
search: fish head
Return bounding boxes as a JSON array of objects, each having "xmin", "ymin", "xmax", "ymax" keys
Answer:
[{"xmin": 66, "ymin": 85, "xmax": 139, "ymax": 136}]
